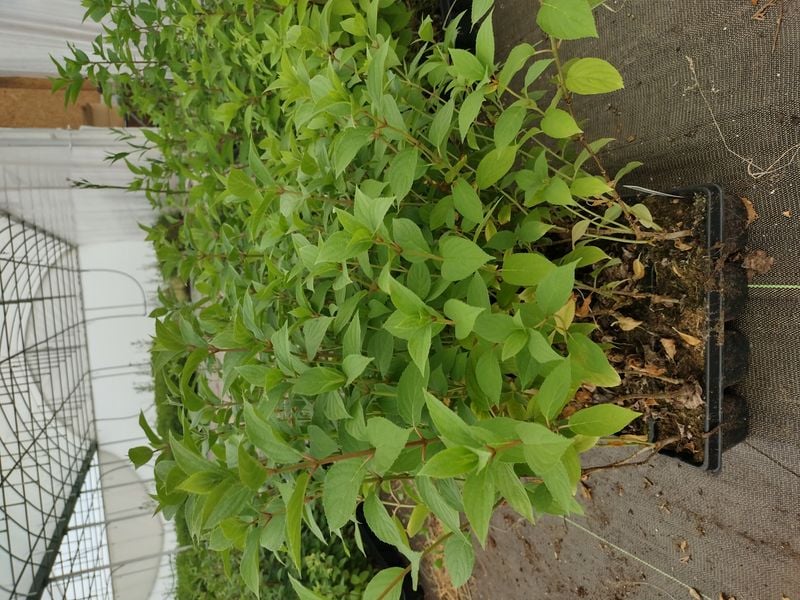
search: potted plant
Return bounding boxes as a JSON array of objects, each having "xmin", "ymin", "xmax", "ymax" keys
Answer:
[{"xmin": 60, "ymin": 0, "xmax": 749, "ymax": 597}]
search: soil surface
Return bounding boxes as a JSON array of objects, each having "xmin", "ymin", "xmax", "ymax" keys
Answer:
[{"xmin": 567, "ymin": 193, "xmax": 746, "ymax": 464}]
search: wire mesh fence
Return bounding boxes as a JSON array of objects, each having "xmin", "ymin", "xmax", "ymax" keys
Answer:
[{"xmin": 0, "ymin": 212, "xmax": 112, "ymax": 599}]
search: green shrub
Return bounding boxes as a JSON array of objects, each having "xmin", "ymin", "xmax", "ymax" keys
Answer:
[{"xmin": 60, "ymin": 0, "xmax": 653, "ymax": 597}]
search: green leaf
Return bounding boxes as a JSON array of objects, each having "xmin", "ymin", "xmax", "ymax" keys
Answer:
[
  {"xmin": 494, "ymin": 106, "xmax": 526, "ymax": 148},
  {"xmin": 367, "ymin": 417, "xmax": 410, "ymax": 474},
  {"xmin": 354, "ymin": 188, "xmax": 395, "ymax": 233},
  {"xmin": 333, "ymin": 127, "xmax": 372, "ymax": 175},
  {"xmin": 364, "ymin": 567, "xmax": 405, "ymax": 600},
  {"xmin": 169, "ymin": 433, "xmax": 216, "ymax": 474},
  {"xmin": 458, "ymin": 88, "xmax": 485, "ymax": 142},
  {"xmin": 567, "ymin": 333, "xmax": 621, "ymax": 387},
  {"xmin": 429, "ymin": 99, "xmax": 455, "ymax": 149},
  {"xmin": 212, "ymin": 102, "xmax": 240, "ymax": 130},
  {"xmin": 502, "ymin": 253, "xmax": 555, "ymax": 287},
  {"xmin": 240, "ymin": 528, "xmax": 261, "ymax": 599},
  {"xmin": 463, "ymin": 468, "xmax": 494, "ymax": 546},
  {"xmin": 202, "ymin": 481, "xmax": 251, "ymax": 530},
  {"xmin": 540, "ymin": 108, "xmax": 582, "ymax": 139},
  {"xmin": 227, "ymin": 169, "xmax": 260, "ymax": 203},
  {"xmin": 543, "ymin": 177, "xmax": 577, "ymax": 206},
  {"xmin": 308, "ymin": 424, "xmax": 339, "ymax": 459},
  {"xmin": 289, "ymin": 576, "xmax": 328, "ymax": 600},
  {"xmin": 440, "ymin": 237, "xmax": 493, "ymax": 282},
  {"xmin": 527, "ymin": 330, "xmax": 563, "ymax": 363},
  {"xmin": 244, "ymin": 403, "xmax": 303, "ymax": 464},
  {"xmin": 384, "ymin": 310, "xmax": 430, "ymax": 340},
  {"xmin": 286, "ymin": 472, "xmax": 310, "ymax": 572},
  {"xmin": 502, "ymin": 329, "xmax": 529, "ymax": 361},
  {"xmin": 292, "ymin": 367, "xmax": 346, "ymax": 395},
  {"xmin": 363, "ymin": 493, "xmax": 409, "ymax": 551},
  {"xmin": 236, "ymin": 364, "xmax": 276, "ymax": 387},
  {"xmin": 237, "ymin": 444, "xmax": 267, "ymax": 491},
  {"xmin": 536, "ymin": 262, "xmax": 575, "ymax": 315},
  {"xmin": 248, "ymin": 139, "xmax": 273, "ymax": 186},
  {"xmin": 524, "ymin": 58, "xmax": 555, "ymax": 88},
  {"xmin": 492, "ymin": 462, "xmax": 533, "ymax": 521},
  {"xmin": 387, "ymin": 147, "xmax": 419, "ymax": 201},
  {"xmin": 476, "ymin": 145, "xmax": 517, "ymax": 189},
  {"xmin": 418, "ymin": 447, "xmax": 479, "ymax": 478},
  {"xmin": 629, "ymin": 203, "xmax": 660, "ymax": 229},
  {"xmin": 392, "ymin": 217, "xmax": 432, "ymax": 263},
  {"xmin": 323, "ymin": 459, "xmax": 365, "ymax": 531},
  {"xmin": 571, "ymin": 176, "xmax": 612, "ymax": 199},
  {"xmin": 472, "ymin": 0, "xmax": 494, "ymax": 24},
  {"xmin": 416, "ymin": 477, "xmax": 462, "ymax": 535},
  {"xmin": 452, "ymin": 178, "xmax": 483, "ymax": 224},
  {"xmin": 539, "ymin": 460, "xmax": 577, "ymax": 512},
  {"xmin": 534, "ymin": 358, "xmax": 574, "ymax": 421},
  {"xmin": 342, "ymin": 354, "xmax": 373, "ymax": 385},
  {"xmin": 561, "ymin": 245, "xmax": 609, "ymax": 268},
  {"xmin": 444, "ymin": 534, "xmax": 475, "ymax": 588},
  {"xmin": 177, "ymin": 471, "xmax": 222, "ymax": 494},
  {"xmin": 424, "ymin": 391, "xmax": 478, "ymax": 447},
  {"xmin": 565, "ymin": 58, "xmax": 624, "ymax": 95},
  {"xmin": 569, "ymin": 404, "xmax": 639, "ymax": 436},
  {"xmin": 302, "ymin": 316, "xmax": 333, "ymax": 360},
  {"xmin": 449, "ymin": 48, "xmax": 486, "ymax": 82},
  {"xmin": 398, "ymin": 363, "xmax": 427, "ymax": 425},
  {"xmin": 516, "ymin": 422, "xmax": 572, "ymax": 473},
  {"xmin": 386, "ymin": 276, "xmax": 426, "ymax": 315},
  {"xmin": 128, "ymin": 446, "xmax": 153, "ymax": 468},
  {"xmin": 473, "ymin": 312, "xmax": 518, "ymax": 343},
  {"xmin": 475, "ymin": 11, "xmax": 495, "ymax": 68},
  {"xmin": 138, "ymin": 411, "xmax": 161, "ymax": 446},
  {"xmin": 614, "ymin": 161, "xmax": 643, "ymax": 183},
  {"xmin": 498, "ymin": 44, "xmax": 537, "ymax": 93},
  {"xmin": 443, "ymin": 299, "xmax": 485, "ymax": 339},
  {"xmin": 476, "ymin": 351, "xmax": 502, "ymax": 404},
  {"xmin": 407, "ymin": 324, "xmax": 432, "ymax": 373},
  {"xmin": 536, "ymin": 0, "xmax": 598, "ymax": 40}
]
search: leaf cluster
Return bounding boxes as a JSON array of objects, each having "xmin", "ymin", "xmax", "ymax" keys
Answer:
[{"xmin": 66, "ymin": 0, "xmax": 649, "ymax": 597}]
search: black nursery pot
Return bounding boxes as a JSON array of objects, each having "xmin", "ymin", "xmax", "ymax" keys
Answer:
[
  {"xmin": 647, "ymin": 185, "xmax": 750, "ymax": 471},
  {"xmin": 356, "ymin": 505, "xmax": 424, "ymax": 600}
]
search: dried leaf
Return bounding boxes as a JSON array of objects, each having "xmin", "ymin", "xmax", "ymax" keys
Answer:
[
  {"xmin": 741, "ymin": 195, "xmax": 758, "ymax": 225},
  {"xmin": 743, "ymin": 249, "xmax": 774, "ymax": 276},
  {"xmin": 781, "ymin": 595, "xmax": 790, "ymax": 600},
  {"xmin": 616, "ymin": 316, "xmax": 642, "ymax": 331},
  {"xmin": 675, "ymin": 239, "xmax": 693, "ymax": 251},
  {"xmin": 689, "ymin": 588, "xmax": 702, "ymax": 600},
  {"xmin": 632, "ymin": 258, "xmax": 645, "ymax": 281},
  {"xmin": 660, "ymin": 338, "xmax": 677, "ymax": 360},
  {"xmin": 782, "ymin": 210, "xmax": 792, "ymax": 218},
  {"xmin": 673, "ymin": 328, "xmax": 702, "ymax": 347},
  {"xmin": 576, "ymin": 293, "xmax": 593, "ymax": 317}
]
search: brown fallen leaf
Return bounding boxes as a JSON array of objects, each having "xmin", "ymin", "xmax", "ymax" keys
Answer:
[
  {"xmin": 632, "ymin": 258, "xmax": 646, "ymax": 280},
  {"xmin": 741, "ymin": 195, "xmax": 758, "ymax": 225},
  {"xmin": 660, "ymin": 338, "xmax": 677, "ymax": 360},
  {"xmin": 689, "ymin": 588, "xmax": 702, "ymax": 600},
  {"xmin": 743, "ymin": 249, "xmax": 775, "ymax": 277},
  {"xmin": 616, "ymin": 316, "xmax": 643, "ymax": 331},
  {"xmin": 673, "ymin": 328, "xmax": 702, "ymax": 347},
  {"xmin": 783, "ymin": 210, "xmax": 793, "ymax": 218},
  {"xmin": 675, "ymin": 239, "xmax": 693, "ymax": 251},
  {"xmin": 576, "ymin": 293, "xmax": 593, "ymax": 317}
]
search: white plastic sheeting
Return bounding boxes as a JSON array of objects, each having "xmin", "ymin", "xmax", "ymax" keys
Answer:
[
  {"xmin": 0, "ymin": 0, "xmax": 101, "ymax": 78},
  {"xmin": 0, "ymin": 127, "xmax": 155, "ymax": 245}
]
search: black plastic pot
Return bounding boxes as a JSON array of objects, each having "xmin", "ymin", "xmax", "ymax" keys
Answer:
[
  {"xmin": 646, "ymin": 185, "xmax": 750, "ymax": 471},
  {"xmin": 438, "ymin": 0, "xmax": 477, "ymax": 51},
  {"xmin": 355, "ymin": 505, "xmax": 424, "ymax": 600}
]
